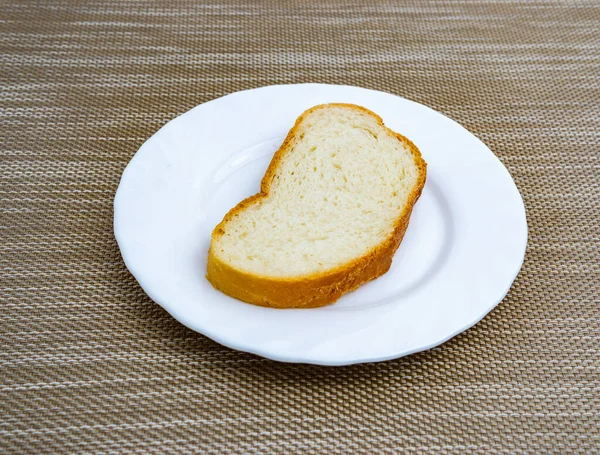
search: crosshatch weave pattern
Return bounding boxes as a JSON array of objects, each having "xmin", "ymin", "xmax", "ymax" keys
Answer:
[{"xmin": 1, "ymin": 0, "xmax": 599, "ymax": 453}]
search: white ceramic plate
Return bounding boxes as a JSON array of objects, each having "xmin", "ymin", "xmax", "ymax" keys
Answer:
[{"xmin": 114, "ymin": 84, "xmax": 527, "ymax": 366}]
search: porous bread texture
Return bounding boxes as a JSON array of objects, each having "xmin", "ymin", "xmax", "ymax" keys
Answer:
[{"xmin": 207, "ymin": 103, "xmax": 427, "ymax": 308}]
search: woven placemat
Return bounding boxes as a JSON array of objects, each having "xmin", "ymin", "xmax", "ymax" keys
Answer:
[{"xmin": 2, "ymin": 0, "xmax": 599, "ymax": 453}]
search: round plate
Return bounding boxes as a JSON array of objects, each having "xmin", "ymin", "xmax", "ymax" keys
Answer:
[{"xmin": 114, "ymin": 84, "xmax": 527, "ymax": 365}]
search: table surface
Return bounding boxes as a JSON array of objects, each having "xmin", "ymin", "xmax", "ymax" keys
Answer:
[{"xmin": 2, "ymin": 1, "xmax": 599, "ymax": 453}]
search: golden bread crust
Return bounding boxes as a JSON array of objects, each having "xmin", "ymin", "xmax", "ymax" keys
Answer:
[{"xmin": 206, "ymin": 103, "xmax": 427, "ymax": 308}]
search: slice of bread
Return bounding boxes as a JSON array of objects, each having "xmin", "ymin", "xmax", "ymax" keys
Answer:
[{"xmin": 207, "ymin": 103, "xmax": 427, "ymax": 309}]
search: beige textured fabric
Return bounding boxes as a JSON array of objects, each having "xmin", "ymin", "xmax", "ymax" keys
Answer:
[{"xmin": 1, "ymin": 0, "xmax": 599, "ymax": 453}]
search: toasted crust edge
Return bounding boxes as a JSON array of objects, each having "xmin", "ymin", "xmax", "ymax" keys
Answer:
[{"xmin": 206, "ymin": 103, "xmax": 427, "ymax": 309}]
